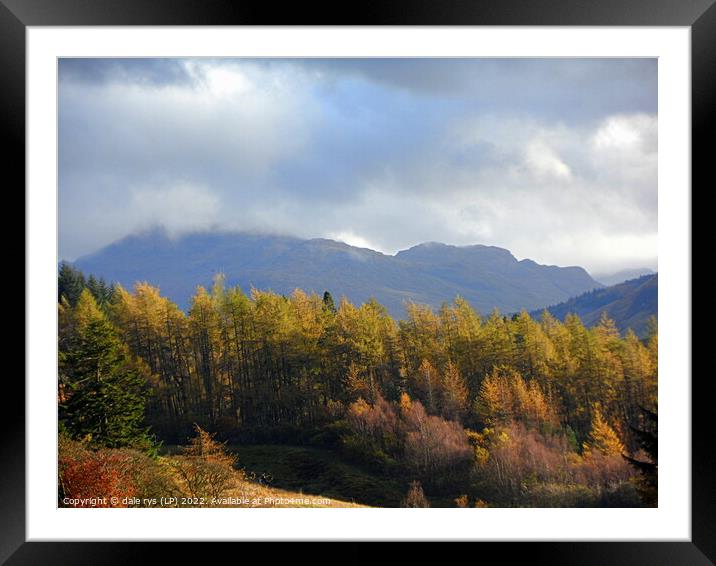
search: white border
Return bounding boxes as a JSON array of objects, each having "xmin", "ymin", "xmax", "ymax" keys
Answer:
[{"xmin": 27, "ymin": 27, "xmax": 691, "ymax": 541}]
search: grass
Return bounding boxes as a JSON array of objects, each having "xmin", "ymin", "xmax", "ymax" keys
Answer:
[
  {"xmin": 159, "ymin": 444, "xmax": 368, "ymax": 508},
  {"xmin": 229, "ymin": 444, "xmax": 407, "ymax": 507},
  {"xmin": 160, "ymin": 443, "xmax": 408, "ymax": 507},
  {"xmin": 160, "ymin": 443, "xmax": 452, "ymax": 507},
  {"xmin": 217, "ymin": 478, "xmax": 367, "ymax": 508}
]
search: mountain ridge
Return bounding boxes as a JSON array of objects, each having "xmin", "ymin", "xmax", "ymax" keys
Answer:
[
  {"xmin": 593, "ymin": 267, "xmax": 656, "ymax": 287},
  {"xmin": 530, "ymin": 273, "xmax": 658, "ymax": 337},
  {"xmin": 73, "ymin": 228, "xmax": 604, "ymax": 318}
]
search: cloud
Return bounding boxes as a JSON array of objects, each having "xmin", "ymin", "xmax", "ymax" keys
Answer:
[
  {"xmin": 524, "ymin": 140, "xmax": 572, "ymax": 181},
  {"xmin": 128, "ymin": 182, "xmax": 221, "ymax": 235},
  {"xmin": 59, "ymin": 58, "xmax": 657, "ymax": 275}
]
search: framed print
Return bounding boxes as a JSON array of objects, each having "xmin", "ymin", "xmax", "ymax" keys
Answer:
[{"xmin": 7, "ymin": 0, "xmax": 710, "ymax": 562}]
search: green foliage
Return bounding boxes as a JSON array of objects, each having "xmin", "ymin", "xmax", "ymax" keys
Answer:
[
  {"xmin": 58, "ymin": 262, "xmax": 86, "ymax": 306},
  {"xmin": 322, "ymin": 290, "xmax": 337, "ymax": 314},
  {"xmin": 623, "ymin": 406, "xmax": 657, "ymax": 506},
  {"xmin": 59, "ymin": 262, "xmax": 114, "ymax": 309},
  {"xmin": 232, "ymin": 444, "xmax": 406, "ymax": 507},
  {"xmin": 59, "ymin": 290, "xmax": 154, "ymax": 451}
]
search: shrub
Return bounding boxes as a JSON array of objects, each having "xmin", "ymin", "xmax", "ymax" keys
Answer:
[
  {"xmin": 59, "ymin": 435, "xmax": 136, "ymax": 507},
  {"xmin": 597, "ymin": 480, "xmax": 644, "ymax": 507},
  {"xmin": 58, "ymin": 434, "xmax": 180, "ymax": 507},
  {"xmin": 479, "ymin": 423, "xmax": 576, "ymax": 505},
  {"xmin": 575, "ymin": 450, "xmax": 633, "ymax": 492},
  {"xmin": 454, "ymin": 494, "xmax": 469, "ymax": 508},
  {"xmin": 171, "ymin": 425, "xmax": 242, "ymax": 501},
  {"xmin": 401, "ymin": 481, "xmax": 430, "ymax": 508},
  {"xmin": 346, "ymin": 394, "xmax": 399, "ymax": 452},
  {"xmin": 402, "ymin": 400, "xmax": 473, "ymax": 487},
  {"xmin": 122, "ymin": 451, "xmax": 183, "ymax": 504},
  {"xmin": 523, "ymin": 482, "xmax": 597, "ymax": 508},
  {"xmin": 341, "ymin": 434, "xmax": 398, "ymax": 473}
]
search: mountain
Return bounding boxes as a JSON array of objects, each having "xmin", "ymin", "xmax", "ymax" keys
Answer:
[
  {"xmin": 531, "ymin": 274, "xmax": 657, "ymax": 337},
  {"xmin": 72, "ymin": 229, "xmax": 603, "ymax": 318},
  {"xmin": 593, "ymin": 267, "xmax": 656, "ymax": 287}
]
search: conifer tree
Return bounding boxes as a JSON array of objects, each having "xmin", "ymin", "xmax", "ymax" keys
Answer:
[
  {"xmin": 440, "ymin": 361, "xmax": 469, "ymax": 421},
  {"xmin": 475, "ymin": 366, "xmax": 517, "ymax": 426},
  {"xmin": 322, "ymin": 291, "xmax": 337, "ymax": 314},
  {"xmin": 60, "ymin": 289, "xmax": 153, "ymax": 450},
  {"xmin": 582, "ymin": 404, "xmax": 624, "ymax": 457},
  {"xmin": 623, "ymin": 406, "xmax": 657, "ymax": 506},
  {"xmin": 58, "ymin": 262, "xmax": 86, "ymax": 306}
]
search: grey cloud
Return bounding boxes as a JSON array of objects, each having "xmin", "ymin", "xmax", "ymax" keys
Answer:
[
  {"xmin": 59, "ymin": 58, "xmax": 196, "ymax": 87},
  {"xmin": 296, "ymin": 58, "xmax": 657, "ymax": 121},
  {"xmin": 59, "ymin": 58, "xmax": 657, "ymax": 275}
]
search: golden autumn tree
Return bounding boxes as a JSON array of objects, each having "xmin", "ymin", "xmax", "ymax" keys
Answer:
[
  {"xmin": 475, "ymin": 366, "xmax": 516, "ymax": 426},
  {"xmin": 409, "ymin": 359, "xmax": 441, "ymax": 414},
  {"xmin": 440, "ymin": 361, "xmax": 469, "ymax": 421},
  {"xmin": 583, "ymin": 404, "xmax": 624, "ymax": 458}
]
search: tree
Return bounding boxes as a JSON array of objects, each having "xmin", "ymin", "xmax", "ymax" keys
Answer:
[
  {"xmin": 409, "ymin": 359, "xmax": 441, "ymax": 413},
  {"xmin": 172, "ymin": 424, "xmax": 240, "ymax": 500},
  {"xmin": 402, "ymin": 399, "xmax": 473, "ymax": 485},
  {"xmin": 623, "ymin": 406, "xmax": 657, "ymax": 506},
  {"xmin": 60, "ymin": 289, "xmax": 153, "ymax": 450},
  {"xmin": 189, "ymin": 286, "xmax": 221, "ymax": 424},
  {"xmin": 322, "ymin": 291, "xmax": 337, "ymax": 314},
  {"xmin": 86, "ymin": 274, "xmax": 114, "ymax": 309},
  {"xmin": 60, "ymin": 274, "xmax": 657, "ymax": 507},
  {"xmin": 440, "ymin": 361, "xmax": 469, "ymax": 421},
  {"xmin": 438, "ymin": 297, "xmax": 482, "ymax": 395},
  {"xmin": 475, "ymin": 366, "xmax": 516, "ymax": 426},
  {"xmin": 582, "ymin": 404, "xmax": 624, "ymax": 458},
  {"xmin": 58, "ymin": 261, "xmax": 86, "ymax": 306}
]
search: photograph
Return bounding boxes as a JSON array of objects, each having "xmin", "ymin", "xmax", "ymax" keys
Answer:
[{"xmin": 56, "ymin": 56, "xmax": 659, "ymax": 510}]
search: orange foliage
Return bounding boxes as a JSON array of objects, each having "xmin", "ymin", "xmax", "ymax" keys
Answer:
[{"xmin": 59, "ymin": 438, "xmax": 137, "ymax": 507}]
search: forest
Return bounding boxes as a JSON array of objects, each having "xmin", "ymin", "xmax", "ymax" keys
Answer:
[{"xmin": 57, "ymin": 262, "xmax": 658, "ymax": 508}]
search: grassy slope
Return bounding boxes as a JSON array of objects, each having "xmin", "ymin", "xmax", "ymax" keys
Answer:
[
  {"xmin": 219, "ymin": 477, "xmax": 367, "ymax": 508},
  {"xmin": 232, "ymin": 445, "xmax": 407, "ymax": 507},
  {"xmin": 163, "ymin": 443, "xmax": 457, "ymax": 507},
  {"xmin": 159, "ymin": 445, "xmax": 367, "ymax": 508}
]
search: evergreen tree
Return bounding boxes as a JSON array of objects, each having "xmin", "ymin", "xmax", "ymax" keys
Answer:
[
  {"xmin": 60, "ymin": 289, "xmax": 153, "ymax": 450},
  {"xmin": 623, "ymin": 406, "xmax": 657, "ymax": 506},
  {"xmin": 322, "ymin": 290, "xmax": 337, "ymax": 314},
  {"xmin": 86, "ymin": 274, "xmax": 114, "ymax": 308},
  {"xmin": 58, "ymin": 262, "xmax": 86, "ymax": 306}
]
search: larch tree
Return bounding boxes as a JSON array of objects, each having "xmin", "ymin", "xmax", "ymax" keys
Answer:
[
  {"xmin": 582, "ymin": 404, "xmax": 624, "ymax": 458},
  {"xmin": 440, "ymin": 361, "xmax": 469, "ymax": 421}
]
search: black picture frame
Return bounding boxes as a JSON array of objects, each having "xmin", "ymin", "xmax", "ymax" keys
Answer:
[{"xmin": 6, "ymin": 0, "xmax": 708, "ymax": 562}]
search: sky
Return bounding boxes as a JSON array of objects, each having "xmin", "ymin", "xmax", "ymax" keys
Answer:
[{"xmin": 59, "ymin": 58, "xmax": 658, "ymax": 276}]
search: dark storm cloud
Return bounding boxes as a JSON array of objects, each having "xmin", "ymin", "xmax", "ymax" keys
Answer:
[
  {"xmin": 58, "ymin": 58, "xmax": 657, "ymax": 274},
  {"xmin": 289, "ymin": 58, "xmax": 657, "ymax": 121},
  {"xmin": 59, "ymin": 58, "xmax": 196, "ymax": 87}
]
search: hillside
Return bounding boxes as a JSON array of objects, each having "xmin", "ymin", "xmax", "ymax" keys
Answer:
[
  {"xmin": 594, "ymin": 267, "xmax": 656, "ymax": 287},
  {"xmin": 72, "ymin": 229, "xmax": 602, "ymax": 318},
  {"xmin": 532, "ymin": 274, "xmax": 657, "ymax": 337},
  {"xmin": 194, "ymin": 472, "xmax": 367, "ymax": 508}
]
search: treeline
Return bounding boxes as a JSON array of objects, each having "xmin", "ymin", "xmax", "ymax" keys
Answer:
[{"xmin": 58, "ymin": 263, "xmax": 658, "ymax": 506}]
